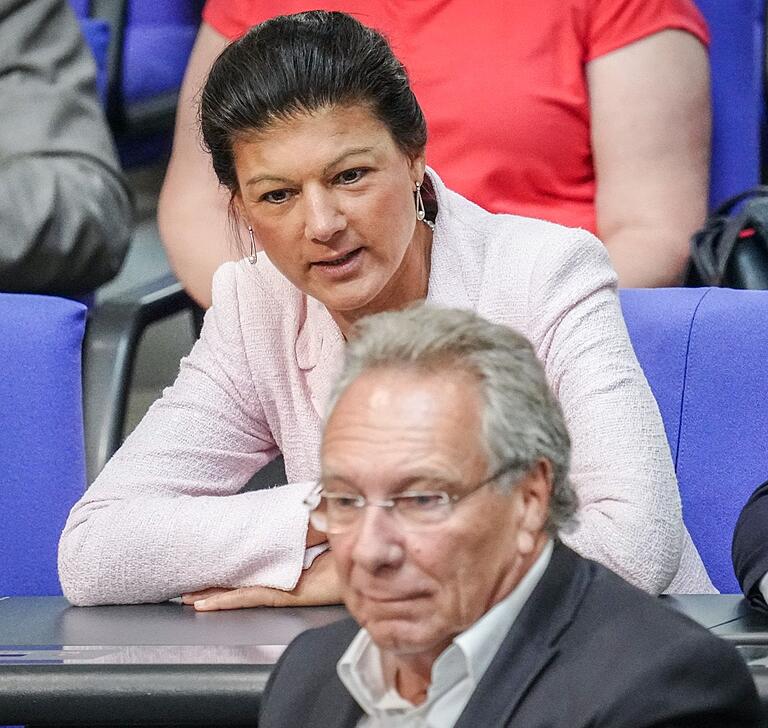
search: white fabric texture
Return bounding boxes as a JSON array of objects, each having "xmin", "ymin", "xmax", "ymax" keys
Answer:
[{"xmin": 58, "ymin": 169, "xmax": 714, "ymax": 605}]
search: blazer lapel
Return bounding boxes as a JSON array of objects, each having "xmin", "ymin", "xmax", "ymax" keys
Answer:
[
  {"xmin": 423, "ymin": 170, "xmax": 477, "ymax": 311},
  {"xmin": 302, "ymin": 618, "xmax": 365, "ymax": 728},
  {"xmin": 296, "ymin": 296, "xmax": 345, "ymax": 418},
  {"xmin": 454, "ymin": 542, "xmax": 593, "ymax": 728},
  {"xmin": 308, "ymin": 676, "xmax": 363, "ymax": 728}
]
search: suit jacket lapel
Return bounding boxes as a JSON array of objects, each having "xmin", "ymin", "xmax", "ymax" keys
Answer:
[
  {"xmin": 454, "ymin": 542, "xmax": 593, "ymax": 728},
  {"xmin": 308, "ymin": 675, "xmax": 363, "ymax": 728},
  {"xmin": 303, "ymin": 618, "xmax": 364, "ymax": 728}
]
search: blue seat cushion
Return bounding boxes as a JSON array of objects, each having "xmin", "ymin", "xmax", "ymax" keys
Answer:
[
  {"xmin": 121, "ymin": 0, "xmax": 205, "ymax": 103},
  {"xmin": 622, "ymin": 288, "xmax": 768, "ymax": 593},
  {"xmin": 677, "ymin": 288, "xmax": 768, "ymax": 592},
  {"xmin": 620, "ymin": 288, "xmax": 707, "ymax": 464},
  {"xmin": 694, "ymin": 0, "xmax": 765, "ymax": 207},
  {"xmin": 78, "ymin": 17, "xmax": 111, "ymax": 102},
  {"xmin": 122, "ymin": 23, "xmax": 198, "ymax": 102},
  {"xmin": 0, "ymin": 294, "xmax": 87, "ymax": 596}
]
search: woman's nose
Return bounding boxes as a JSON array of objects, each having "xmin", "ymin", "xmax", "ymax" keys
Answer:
[{"xmin": 303, "ymin": 187, "xmax": 346, "ymax": 243}]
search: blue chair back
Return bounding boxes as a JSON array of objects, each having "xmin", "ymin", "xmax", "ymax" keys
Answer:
[
  {"xmin": 0, "ymin": 294, "xmax": 87, "ymax": 596},
  {"xmin": 66, "ymin": 0, "xmax": 110, "ymax": 102},
  {"xmin": 621, "ymin": 288, "xmax": 768, "ymax": 593},
  {"xmin": 117, "ymin": 0, "xmax": 204, "ymax": 166},
  {"xmin": 78, "ymin": 17, "xmax": 111, "ymax": 102},
  {"xmin": 122, "ymin": 0, "xmax": 204, "ymax": 108},
  {"xmin": 694, "ymin": 0, "xmax": 766, "ymax": 208},
  {"xmin": 68, "ymin": 0, "xmax": 204, "ymax": 167},
  {"xmin": 68, "ymin": 0, "xmax": 89, "ymax": 15}
]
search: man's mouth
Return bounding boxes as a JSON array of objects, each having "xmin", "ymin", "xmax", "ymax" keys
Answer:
[{"xmin": 357, "ymin": 589, "xmax": 430, "ymax": 603}]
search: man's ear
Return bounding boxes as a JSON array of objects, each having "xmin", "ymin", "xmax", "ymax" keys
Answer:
[{"xmin": 516, "ymin": 459, "xmax": 553, "ymax": 555}]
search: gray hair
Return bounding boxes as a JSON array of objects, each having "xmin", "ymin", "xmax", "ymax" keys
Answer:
[{"xmin": 327, "ymin": 304, "xmax": 578, "ymax": 534}]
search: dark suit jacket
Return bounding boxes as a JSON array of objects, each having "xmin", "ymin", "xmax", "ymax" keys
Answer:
[
  {"xmin": 733, "ymin": 479, "xmax": 768, "ymax": 610},
  {"xmin": 259, "ymin": 542, "xmax": 762, "ymax": 728}
]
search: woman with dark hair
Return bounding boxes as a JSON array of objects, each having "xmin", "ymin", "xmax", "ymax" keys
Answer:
[
  {"xmin": 60, "ymin": 11, "xmax": 714, "ymax": 608},
  {"xmin": 159, "ymin": 1, "xmax": 710, "ymax": 306}
]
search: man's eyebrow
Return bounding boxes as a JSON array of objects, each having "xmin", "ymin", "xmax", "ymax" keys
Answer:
[
  {"xmin": 396, "ymin": 474, "xmax": 461, "ymax": 492},
  {"xmin": 319, "ymin": 471, "xmax": 356, "ymax": 487},
  {"xmin": 319, "ymin": 471, "xmax": 462, "ymax": 493}
]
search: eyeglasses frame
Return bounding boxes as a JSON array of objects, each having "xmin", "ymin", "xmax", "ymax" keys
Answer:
[{"xmin": 302, "ymin": 459, "xmax": 526, "ymax": 534}]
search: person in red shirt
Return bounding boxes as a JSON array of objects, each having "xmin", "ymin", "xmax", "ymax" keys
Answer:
[{"xmin": 159, "ymin": 0, "xmax": 710, "ymax": 306}]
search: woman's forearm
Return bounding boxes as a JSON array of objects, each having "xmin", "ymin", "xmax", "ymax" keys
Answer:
[
  {"xmin": 603, "ymin": 225, "xmax": 693, "ymax": 288},
  {"xmin": 59, "ymin": 482, "xmax": 315, "ymax": 605}
]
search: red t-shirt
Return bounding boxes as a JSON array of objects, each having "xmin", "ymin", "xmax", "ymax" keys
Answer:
[{"xmin": 203, "ymin": 0, "xmax": 708, "ymax": 232}]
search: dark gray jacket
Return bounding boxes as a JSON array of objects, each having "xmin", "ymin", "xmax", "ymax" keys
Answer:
[
  {"xmin": 0, "ymin": 0, "xmax": 132, "ymax": 295},
  {"xmin": 733, "ymin": 479, "xmax": 768, "ymax": 610},
  {"xmin": 260, "ymin": 542, "xmax": 762, "ymax": 728}
]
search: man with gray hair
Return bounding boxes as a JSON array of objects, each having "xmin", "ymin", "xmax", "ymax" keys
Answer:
[{"xmin": 260, "ymin": 305, "xmax": 760, "ymax": 728}]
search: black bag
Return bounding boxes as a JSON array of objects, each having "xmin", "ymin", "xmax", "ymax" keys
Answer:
[{"xmin": 687, "ymin": 187, "xmax": 768, "ymax": 289}]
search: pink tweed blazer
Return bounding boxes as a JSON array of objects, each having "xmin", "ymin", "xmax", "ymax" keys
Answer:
[{"xmin": 59, "ymin": 171, "xmax": 714, "ymax": 604}]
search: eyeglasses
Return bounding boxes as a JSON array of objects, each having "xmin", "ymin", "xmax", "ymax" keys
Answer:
[{"xmin": 302, "ymin": 460, "xmax": 524, "ymax": 534}]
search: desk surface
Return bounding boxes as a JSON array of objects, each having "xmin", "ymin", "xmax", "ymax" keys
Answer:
[
  {"xmin": 0, "ymin": 596, "xmax": 346, "ymax": 659},
  {"xmin": 0, "ymin": 596, "xmax": 348, "ymax": 726},
  {"xmin": 2, "ymin": 595, "xmax": 767, "ymax": 726}
]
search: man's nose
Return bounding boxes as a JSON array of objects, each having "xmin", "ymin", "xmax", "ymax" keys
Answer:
[
  {"xmin": 303, "ymin": 186, "xmax": 346, "ymax": 243},
  {"xmin": 349, "ymin": 505, "xmax": 405, "ymax": 573}
]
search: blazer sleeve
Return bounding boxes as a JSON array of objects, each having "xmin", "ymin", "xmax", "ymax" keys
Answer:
[
  {"xmin": 527, "ymin": 232, "xmax": 683, "ymax": 594},
  {"xmin": 732, "ymin": 479, "xmax": 768, "ymax": 609},
  {"xmin": 59, "ymin": 264, "xmax": 314, "ymax": 605}
]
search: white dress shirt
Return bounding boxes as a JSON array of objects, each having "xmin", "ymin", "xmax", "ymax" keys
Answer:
[{"xmin": 337, "ymin": 540, "xmax": 554, "ymax": 727}]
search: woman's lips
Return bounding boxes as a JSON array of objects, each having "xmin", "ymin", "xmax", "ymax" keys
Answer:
[{"xmin": 310, "ymin": 247, "xmax": 364, "ymax": 280}]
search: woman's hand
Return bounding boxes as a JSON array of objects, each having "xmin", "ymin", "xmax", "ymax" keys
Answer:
[{"xmin": 181, "ymin": 551, "xmax": 342, "ymax": 611}]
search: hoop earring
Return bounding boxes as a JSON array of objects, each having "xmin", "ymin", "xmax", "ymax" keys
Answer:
[
  {"xmin": 247, "ymin": 226, "xmax": 257, "ymax": 265},
  {"xmin": 414, "ymin": 181, "xmax": 426, "ymax": 222}
]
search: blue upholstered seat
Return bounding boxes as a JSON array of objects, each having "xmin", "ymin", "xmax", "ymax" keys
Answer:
[
  {"xmin": 621, "ymin": 288, "xmax": 768, "ymax": 593},
  {"xmin": 694, "ymin": 0, "xmax": 766, "ymax": 207},
  {"xmin": 77, "ymin": 16, "xmax": 110, "ymax": 102},
  {"xmin": 0, "ymin": 294, "xmax": 87, "ymax": 596},
  {"xmin": 68, "ymin": 0, "xmax": 204, "ymax": 167},
  {"xmin": 120, "ymin": 1, "xmax": 203, "ymax": 109}
]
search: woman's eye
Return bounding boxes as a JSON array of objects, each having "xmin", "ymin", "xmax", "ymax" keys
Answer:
[
  {"xmin": 261, "ymin": 189, "xmax": 293, "ymax": 204},
  {"xmin": 336, "ymin": 168, "xmax": 367, "ymax": 185}
]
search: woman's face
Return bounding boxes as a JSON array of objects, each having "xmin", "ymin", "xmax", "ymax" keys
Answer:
[{"xmin": 233, "ymin": 104, "xmax": 426, "ymax": 319}]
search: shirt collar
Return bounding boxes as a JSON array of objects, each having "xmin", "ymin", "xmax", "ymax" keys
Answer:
[{"xmin": 337, "ymin": 540, "xmax": 554, "ymax": 718}]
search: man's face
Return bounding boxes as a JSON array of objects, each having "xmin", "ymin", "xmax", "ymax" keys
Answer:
[{"xmin": 321, "ymin": 367, "xmax": 548, "ymax": 659}]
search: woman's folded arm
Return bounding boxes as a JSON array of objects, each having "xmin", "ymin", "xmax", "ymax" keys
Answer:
[
  {"xmin": 528, "ymin": 232, "xmax": 685, "ymax": 593},
  {"xmin": 58, "ymin": 264, "xmax": 313, "ymax": 605}
]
